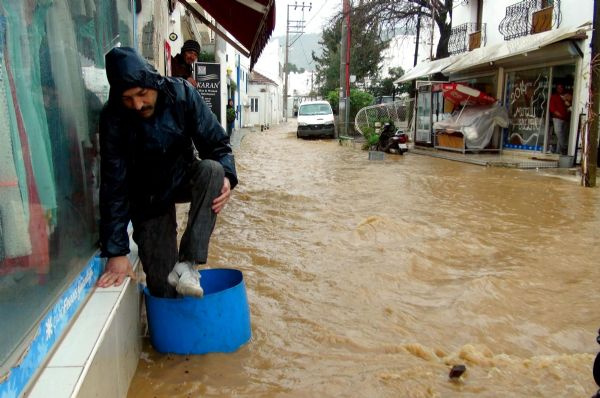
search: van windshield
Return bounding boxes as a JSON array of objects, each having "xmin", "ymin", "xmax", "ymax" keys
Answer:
[{"xmin": 298, "ymin": 104, "xmax": 331, "ymax": 116}]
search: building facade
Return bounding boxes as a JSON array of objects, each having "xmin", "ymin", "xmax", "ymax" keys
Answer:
[
  {"xmin": 402, "ymin": 0, "xmax": 595, "ymax": 159},
  {"xmin": 0, "ymin": 1, "xmax": 264, "ymax": 396},
  {"xmin": 248, "ymin": 71, "xmax": 281, "ymax": 128}
]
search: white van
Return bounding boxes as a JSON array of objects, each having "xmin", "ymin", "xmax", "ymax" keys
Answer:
[{"xmin": 296, "ymin": 100, "xmax": 336, "ymax": 139}]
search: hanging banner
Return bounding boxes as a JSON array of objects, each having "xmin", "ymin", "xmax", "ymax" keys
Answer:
[
  {"xmin": 164, "ymin": 41, "xmax": 171, "ymax": 77},
  {"xmin": 194, "ymin": 62, "xmax": 221, "ymax": 119}
]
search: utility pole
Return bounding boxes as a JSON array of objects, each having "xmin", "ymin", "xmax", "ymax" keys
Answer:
[
  {"xmin": 429, "ymin": 1, "xmax": 436, "ymax": 60},
  {"xmin": 283, "ymin": 1, "xmax": 311, "ymax": 122},
  {"xmin": 414, "ymin": 11, "xmax": 422, "ymax": 68},
  {"xmin": 339, "ymin": 0, "xmax": 351, "ymax": 136},
  {"xmin": 411, "ymin": 9, "xmax": 422, "ymax": 97},
  {"xmin": 582, "ymin": 0, "xmax": 599, "ymax": 187}
]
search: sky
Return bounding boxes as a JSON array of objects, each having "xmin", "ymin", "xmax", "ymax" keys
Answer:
[{"xmin": 273, "ymin": 0, "xmax": 340, "ymax": 37}]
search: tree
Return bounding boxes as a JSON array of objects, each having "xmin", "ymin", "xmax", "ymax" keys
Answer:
[
  {"xmin": 312, "ymin": 4, "xmax": 389, "ymax": 97},
  {"xmin": 351, "ymin": 0, "xmax": 454, "ymax": 60},
  {"xmin": 286, "ymin": 62, "xmax": 306, "ymax": 74},
  {"xmin": 371, "ymin": 66, "xmax": 412, "ymax": 97}
]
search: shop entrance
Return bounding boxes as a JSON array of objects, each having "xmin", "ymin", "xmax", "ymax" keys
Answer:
[
  {"xmin": 503, "ymin": 64, "xmax": 575, "ymax": 153},
  {"xmin": 547, "ymin": 65, "xmax": 575, "ymax": 155}
]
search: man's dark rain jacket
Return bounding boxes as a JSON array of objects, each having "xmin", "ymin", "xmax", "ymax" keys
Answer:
[{"xmin": 99, "ymin": 47, "xmax": 237, "ymax": 258}]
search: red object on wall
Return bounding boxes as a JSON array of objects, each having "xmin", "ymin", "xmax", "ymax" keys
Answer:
[{"xmin": 439, "ymin": 83, "xmax": 497, "ymax": 106}]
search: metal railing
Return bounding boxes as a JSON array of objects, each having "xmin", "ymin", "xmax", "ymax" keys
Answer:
[
  {"xmin": 354, "ymin": 99, "xmax": 414, "ymax": 137},
  {"xmin": 448, "ymin": 23, "xmax": 487, "ymax": 55},
  {"xmin": 498, "ymin": 0, "xmax": 561, "ymax": 41}
]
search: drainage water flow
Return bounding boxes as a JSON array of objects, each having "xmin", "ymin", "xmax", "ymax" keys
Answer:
[{"xmin": 129, "ymin": 123, "xmax": 600, "ymax": 397}]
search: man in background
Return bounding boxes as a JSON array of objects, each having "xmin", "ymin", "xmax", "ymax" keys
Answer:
[
  {"xmin": 549, "ymin": 83, "xmax": 570, "ymax": 155},
  {"xmin": 171, "ymin": 39, "xmax": 201, "ymax": 87}
]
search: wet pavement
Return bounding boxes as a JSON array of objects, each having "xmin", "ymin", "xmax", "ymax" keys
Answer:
[{"xmin": 129, "ymin": 120, "xmax": 600, "ymax": 397}]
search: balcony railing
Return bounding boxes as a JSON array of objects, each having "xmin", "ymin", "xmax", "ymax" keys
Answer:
[
  {"xmin": 448, "ymin": 23, "xmax": 487, "ymax": 55},
  {"xmin": 498, "ymin": 0, "xmax": 561, "ymax": 40}
]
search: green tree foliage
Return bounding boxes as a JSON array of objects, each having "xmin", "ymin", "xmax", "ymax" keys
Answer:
[
  {"xmin": 286, "ymin": 62, "xmax": 306, "ymax": 74},
  {"xmin": 326, "ymin": 90, "xmax": 339, "ymax": 112},
  {"xmin": 312, "ymin": 6, "xmax": 389, "ymax": 97},
  {"xmin": 327, "ymin": 89, "xmax": 372, "ymax": 119},
  {"xmin": 349, "ymin": 89, "xmax": 373, "ymax": 120},
  {"xmin": 371, "ymin": 67, "xmax": 413, "ymax": 97},
  {"xmin": 198, "ymin": 51, "xmax": 215, "ymax": 62}
]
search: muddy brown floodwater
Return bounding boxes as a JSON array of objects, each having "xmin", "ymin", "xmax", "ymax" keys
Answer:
[{"xmin": 128, "ymin": 122, "xmax": 600, "ymax": 397}]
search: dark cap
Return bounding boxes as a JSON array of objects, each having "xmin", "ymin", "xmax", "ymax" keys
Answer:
[{"xmin": 181, "ymin": 40, "xmax": 200, "ymax": 56}]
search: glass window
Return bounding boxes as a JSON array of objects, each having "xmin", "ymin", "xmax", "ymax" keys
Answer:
[
  {"xmin": 0, "ymin": 0, "xmax": 132, "ymax": 374},
  {"xmin": 251, "ymin": 97, "xmax": 258, "ymax": 112},
  {"xmin": 504, "ymin": 67, "xmax": 550, "ymax": 151},
  {"xmin": 298, "ymin": 104, "xmax": 332, "ymax": 116}
]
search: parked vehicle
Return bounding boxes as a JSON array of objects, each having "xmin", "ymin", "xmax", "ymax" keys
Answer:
[
  {"xmin": 376, "ymin": 122, "xmax": 408, "ymax": 154},
  {"xmin": 297, "ymin": 100, "xmax": 336, "ymax": 139}
]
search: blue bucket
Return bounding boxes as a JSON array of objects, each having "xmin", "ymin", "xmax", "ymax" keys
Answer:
[{"xmin": 144, "ymin": 268, "xmax": 251, "ymax": 354}]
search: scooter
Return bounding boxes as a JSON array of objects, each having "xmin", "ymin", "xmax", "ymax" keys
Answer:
[{"xmin": 376, "ymin": 123, "xmax": 409, "ymax": 155}]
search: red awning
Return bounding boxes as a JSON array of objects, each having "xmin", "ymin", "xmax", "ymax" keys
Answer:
[
  {"xmin": 192, "ymin": 0, "xmax": 275, "ymax": 69},
  {"xmin": 437, "ymin": 83, "xmax": 497, "ymax": 106}
]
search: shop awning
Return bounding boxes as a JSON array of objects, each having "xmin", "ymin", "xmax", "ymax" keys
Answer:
[
  {"xmin": 181, "ymin": 0, "xmax": 275, "ymax": 69},
  {"xmin": 443, "ymin": 23, "xmax": 591, "ymax": 75},
  {"xmin": 394, "ymin": 54, "xmax": 460, "ymax": 84}
]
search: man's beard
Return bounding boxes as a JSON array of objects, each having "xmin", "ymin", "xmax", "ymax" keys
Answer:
[{"xmin": 137, "ymin": 105, "xmax": 154, "ymax": 118}]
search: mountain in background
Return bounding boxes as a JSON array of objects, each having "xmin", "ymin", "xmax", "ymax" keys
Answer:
[{"xmin": 273, "ymin": 33, "xmax": 322, "ymax": 72}]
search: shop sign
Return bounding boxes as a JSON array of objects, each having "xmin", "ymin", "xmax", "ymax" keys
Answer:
[
  {"xmin": 194, "ymin": 62, "xmax": 221, "ymax": 119},
  {"xmin": 505, "ymin": 72, "xmax": 548, "ymax": 151}
]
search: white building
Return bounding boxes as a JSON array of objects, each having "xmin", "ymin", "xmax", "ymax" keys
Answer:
[
  {"xmin": 252, "ymin": 38, "xmax": 285, "ymax": 122},
  {"xmin": 247, "ymin": 71, "xmax": 281, "ymax": 128},
  {"xmin": 399, "ymin": 0, "xmax": 595, "ymax": 158}
]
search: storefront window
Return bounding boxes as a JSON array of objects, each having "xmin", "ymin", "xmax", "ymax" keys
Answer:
[
  {"xmin": 504, "ymin": 67, "xmax": 550, "ymax": 151},
  {"xmin": 0, "ymin": 0, "xmax": 132, "ymax": 375}
]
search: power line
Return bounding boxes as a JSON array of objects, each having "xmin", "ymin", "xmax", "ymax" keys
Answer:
[
  {"xmin": 304, "ymin": 0, "xmax": 333, "ymax": 32},
  {"xmin": 284, "ymin": 1, "xmax": 312, "ymax": 121}
]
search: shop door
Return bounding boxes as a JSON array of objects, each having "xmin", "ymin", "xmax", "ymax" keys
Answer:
[
  {"xmin": 415, "ymin": 89, "xmax": 433, "ymax": 145},
  {"xmin": 547, "ymin": 65, "xmax": 575, "ymax": 155}
]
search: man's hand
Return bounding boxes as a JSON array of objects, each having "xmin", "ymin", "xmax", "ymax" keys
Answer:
[
  {"xmin": 212, "ymin": 177, "xmax": 231, "ymax": 214},
  {"xmin": 97, "ymin": 256, "xmax": 136, "ymax": 288}
]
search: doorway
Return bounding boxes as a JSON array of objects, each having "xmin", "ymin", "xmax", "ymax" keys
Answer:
[{"xmin": 546, "ymin": 65, "xmax": 575, "ymax": 154}]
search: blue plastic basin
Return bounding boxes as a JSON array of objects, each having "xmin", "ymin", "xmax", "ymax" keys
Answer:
[{"xmin": 144, "ymin": 268, "xmax": 251, "ymax": 354}]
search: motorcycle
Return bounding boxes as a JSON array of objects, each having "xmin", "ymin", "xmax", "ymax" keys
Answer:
[{"xmin": 376, "ymin": 123, "xmax": 409, "ymax": 155}]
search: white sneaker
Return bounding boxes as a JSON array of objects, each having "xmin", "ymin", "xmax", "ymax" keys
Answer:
[{"xmin": 167, "ymin": 261, "xmax": 204, "ymax": 297}]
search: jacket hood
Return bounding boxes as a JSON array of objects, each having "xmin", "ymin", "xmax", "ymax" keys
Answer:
[{"xmin": 105, "ymin": 47, "xmax": 169, "ymax": 105}]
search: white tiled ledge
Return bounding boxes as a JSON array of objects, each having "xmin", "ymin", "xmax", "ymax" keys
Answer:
[{"xmin": 26, "ymin": 248, "xmax": 142, "ymax": 398}]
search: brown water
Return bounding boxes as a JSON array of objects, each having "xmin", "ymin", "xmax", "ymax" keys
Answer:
[{"xmin": 129, "ymin": 122, "xmax": 600, "ymax": 397}]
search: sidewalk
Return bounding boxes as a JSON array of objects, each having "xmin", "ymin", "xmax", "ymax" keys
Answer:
[
  {"xmin": 229, "ymin": 125, "xmax": 258, "ymax": 150},
  {"xmin": 230, "ymin": 124, "xmax": 584, "ymax": 185}
]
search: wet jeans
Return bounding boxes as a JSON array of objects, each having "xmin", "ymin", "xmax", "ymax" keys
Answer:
[
  {"xmin": 132, "ymin": 159, "xmax": 225, "ymax": 297},
  {"xmin": 552, "ymin": 118, "xmax": 568, "ymax": 155}
]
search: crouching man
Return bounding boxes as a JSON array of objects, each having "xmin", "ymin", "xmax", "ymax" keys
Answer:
[{"xmin": 96, "ymin": 47, "xmax": 237, "ymax": 298}]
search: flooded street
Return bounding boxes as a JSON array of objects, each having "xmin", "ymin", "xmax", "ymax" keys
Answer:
[{"xmin": 129, "ymin": 121, "xmax": 600, "ymax": 397}]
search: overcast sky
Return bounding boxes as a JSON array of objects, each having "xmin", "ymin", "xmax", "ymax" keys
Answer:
[{"xmin": 273, "ymin": 0, "xmax": 340, "ymax": 37}]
